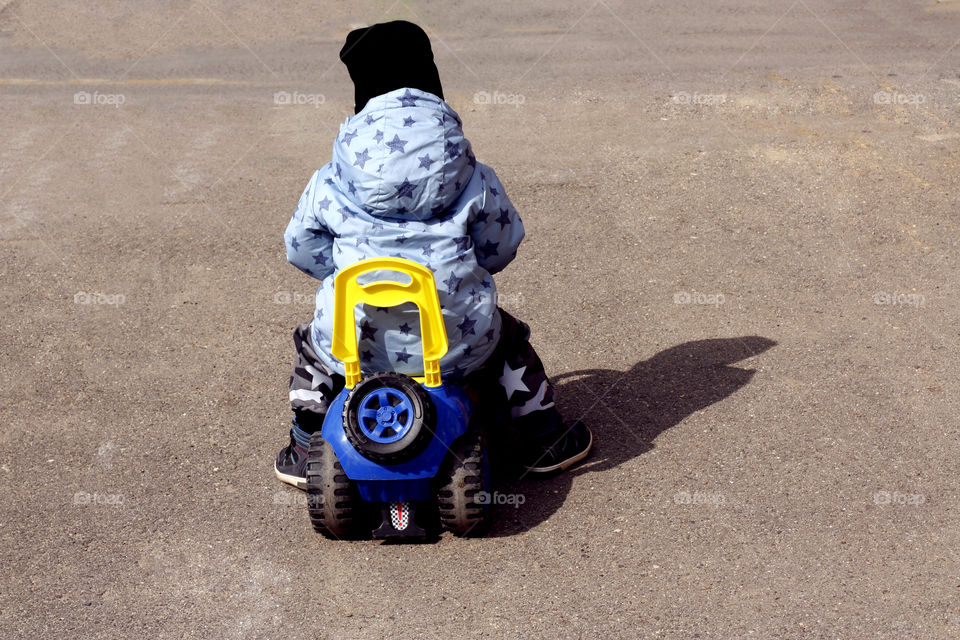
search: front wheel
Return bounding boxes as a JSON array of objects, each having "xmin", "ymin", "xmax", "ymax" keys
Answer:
[{"xmin": 435, "ymin": 429, "xmax": 491, "ymax": 536}]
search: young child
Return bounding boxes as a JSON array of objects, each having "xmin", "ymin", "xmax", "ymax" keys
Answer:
[{"xmin": 275, "ymin": 20, "xmax": 592, "ymax": 489}]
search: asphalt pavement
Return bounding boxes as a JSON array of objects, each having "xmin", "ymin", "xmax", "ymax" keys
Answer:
[{"xmin": 2, "ymin": 1, "xmax": 959, "ymax": 638}]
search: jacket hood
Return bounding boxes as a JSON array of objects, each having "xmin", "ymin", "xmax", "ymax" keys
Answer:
[{"xmin": 331, "ymin": 88, "xmax": 475, "ymax": 221}]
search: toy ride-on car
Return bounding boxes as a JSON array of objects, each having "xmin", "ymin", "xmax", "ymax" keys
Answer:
[{"xmin": 305, "ymin": 257, "xmax": 492, "ymax": 540}]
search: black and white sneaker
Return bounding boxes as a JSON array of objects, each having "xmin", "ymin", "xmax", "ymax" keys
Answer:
[
  {"xmin": 523, "ymin": 421, "xmax": 593, "ymax": 474},
  {"xmin": 274, "ymin": 426, "xmax": 311, "ymax": 489}
]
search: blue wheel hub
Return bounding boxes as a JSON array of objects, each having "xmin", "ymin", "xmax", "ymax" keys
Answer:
[{"xmin": 358, "ymin": 387, "xmax": 415, "ymax": 444}]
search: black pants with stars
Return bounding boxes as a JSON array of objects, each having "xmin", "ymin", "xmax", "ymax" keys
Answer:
[{"xmin": 288, "ymin": 309, "xmax": 564, "ymax": 443}]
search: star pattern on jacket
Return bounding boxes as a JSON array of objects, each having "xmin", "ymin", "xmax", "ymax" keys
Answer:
[
  {"xmin": 386, "ymin": 134, "xmax": 408, "ymax": 154},
  {"xmin": 394, "ymin": 178, "xmax": 416, "ymax": 199},
  {"xmin": 398, "ymin": 89, "xmax": 420, "ymax": 107},
  {"xmin": 496, "ymin": 208, "xmax": 512, "ymax": 229},
  {"xmin": 444, "ymin": 139, "xmax": 459, "ymax": 159},
  {"xmin": 354, "ymin": 148, "xmax": 371, "ymax": 169},
  {"xmin": 395, "ymin": 347, "xmax": 412, "ymax": 363},
  {"xmin": 360, "ymin": 320, "xmax": 377, "ymax": 341},
  {"xmin": 477, "ymin": 239, "xmax": 499, "ymax": 258},
  {"xmin": 457, "ymin": 315, "xmax": 476, "ymax": 336},
  {"xmin": 443, "ymin": 272, "xmax": 463, "ymax": 294},
  {"xmin": 342, "ymin": 130, "xmax": 358, "ymax": 147}
]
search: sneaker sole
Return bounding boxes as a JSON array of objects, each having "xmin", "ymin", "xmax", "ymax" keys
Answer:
[
  {"xmin": 523, "ymin": 428, "xmax": 594, "ymax": 474},
  {"xmin": 274, "ymin": 462, "xmax": 307, "ymax": 490}
]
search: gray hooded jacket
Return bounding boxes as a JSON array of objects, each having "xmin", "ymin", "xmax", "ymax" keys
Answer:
[{"xmin": 284, "ymin": 88, "xmax": 525, "ymax": 378}]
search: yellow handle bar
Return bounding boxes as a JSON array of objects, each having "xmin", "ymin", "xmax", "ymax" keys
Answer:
[{"xmin": 331, "ymin": 257, "xmax": 449, "ymax": 388}]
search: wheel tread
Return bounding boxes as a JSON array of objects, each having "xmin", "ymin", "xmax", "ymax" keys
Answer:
[
  {"xmin": 305, "ymin": 432, "xmax": 364, "ymax": 538},
  {"xmin": 435, "ymin": 429, "xmax": 491, "ymax": 537}
]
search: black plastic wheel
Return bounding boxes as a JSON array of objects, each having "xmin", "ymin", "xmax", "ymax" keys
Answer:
[
  {"xmin": 341, "ymin": 372, "xmax": 434, "ymax": 465},
  {"xmin": 305, "ymin": 431, "xmax": 363, "ymax": 538},
  {"xmin": 435, "ymin": 429, "xmax": 491, "ymax": 536}
]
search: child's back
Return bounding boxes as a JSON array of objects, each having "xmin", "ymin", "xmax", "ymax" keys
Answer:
[{"xmin": 284, "ymin": 88, "xmax": 524, "ymax": 378}]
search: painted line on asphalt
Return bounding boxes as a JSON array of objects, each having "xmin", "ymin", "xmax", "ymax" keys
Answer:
[{"xmin": 0, "ymin": 78, "xmax": 257, "ymax": 86}]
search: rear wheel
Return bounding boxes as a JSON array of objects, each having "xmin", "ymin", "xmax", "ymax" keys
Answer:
[
  {"xmin": 436, "ymin": 429, "xmax": 491, "ymax": 536},
  {"xmin": 305, "ymin": 432, "xmax": 363, "ymax": 538}
]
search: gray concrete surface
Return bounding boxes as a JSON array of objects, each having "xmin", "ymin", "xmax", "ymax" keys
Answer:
[{"xmin": 2, "ymin": 1, "xmax": 959, "ymax": 638}]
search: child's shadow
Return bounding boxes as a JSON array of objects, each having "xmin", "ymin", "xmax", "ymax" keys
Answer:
[{"xmin": 488, "ymin": 336, "xmax": 777, "ymax": 537}]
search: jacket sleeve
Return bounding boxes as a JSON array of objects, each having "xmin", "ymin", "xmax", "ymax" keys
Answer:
[
  {"xmin": 468, "ymin": 167, "xmax": 525, "ymax": 275},
  {"xmin": 284, "ymin": 170, "xmax": 335, "ymax": 280}
]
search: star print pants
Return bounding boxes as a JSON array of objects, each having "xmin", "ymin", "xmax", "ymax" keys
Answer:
[{"xmin": 287, "ymin": 309, "xmax": 564, "ymax": 441}]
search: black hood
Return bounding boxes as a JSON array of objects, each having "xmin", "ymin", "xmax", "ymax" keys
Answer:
[{"xmin": 339, "ymin": 20, "xmax": 444, "ymax": 114}]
